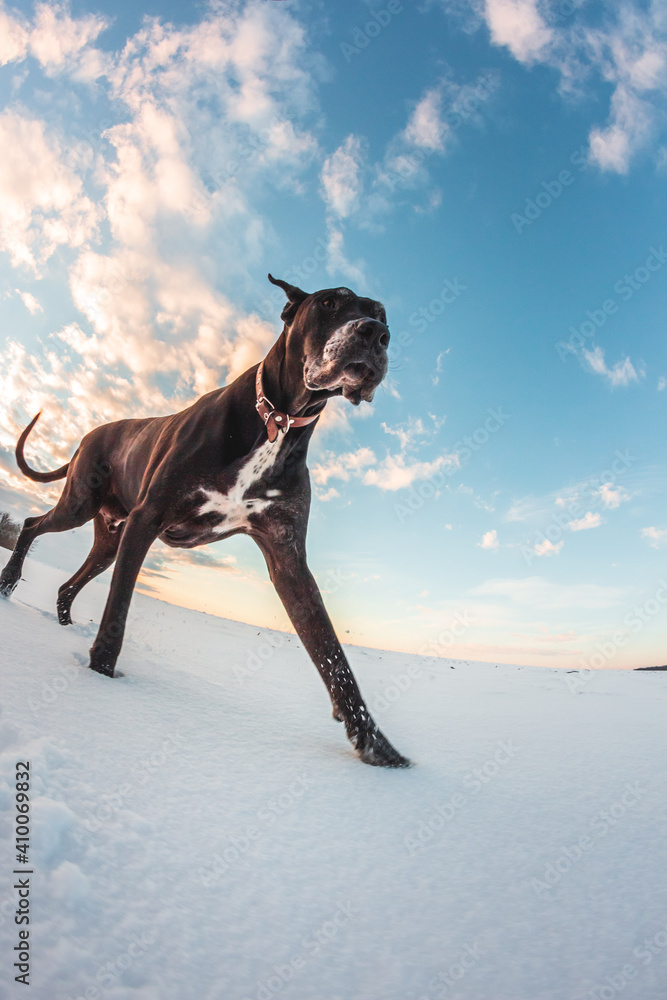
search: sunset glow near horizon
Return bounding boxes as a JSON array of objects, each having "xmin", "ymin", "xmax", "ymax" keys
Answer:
[{"xmin": 1, "ymin": 0, "xmax": 666, "ymax": 670}]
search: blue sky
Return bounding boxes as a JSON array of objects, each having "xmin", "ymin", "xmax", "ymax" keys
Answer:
[{"xmin": 0, "ymin": 0, "xmax": 666, "ymax": 668}]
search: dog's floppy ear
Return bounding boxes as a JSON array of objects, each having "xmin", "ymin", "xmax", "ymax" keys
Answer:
[{"xmin": 268, "ymin": 273, "xmax": 308, "ymax": 325}]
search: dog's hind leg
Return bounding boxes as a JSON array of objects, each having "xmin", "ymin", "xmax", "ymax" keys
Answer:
[
  {"xmin": 88, "ymin": 504, "xmax": 162, "ymax": 677},
  {"xmin": 57, "ymin": 514, "xmax": 122, "ymax": 625},
  {"xmin": 0, "ymin": 512, "xmax": 50, "ymax": 597},
  {"xmin": 0, "ymin": 489, "xmax": 101, "ymax": 599}
]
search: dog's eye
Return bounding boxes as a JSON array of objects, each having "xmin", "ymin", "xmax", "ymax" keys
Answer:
[{"xmin": 321, "ymin": 298, "xmax": 335, "ymax": 309}]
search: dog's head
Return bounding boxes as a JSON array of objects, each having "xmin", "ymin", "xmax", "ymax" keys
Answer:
[{"xmin": 268, "ymin": 274, "xmax": 390, "ymax": 405}]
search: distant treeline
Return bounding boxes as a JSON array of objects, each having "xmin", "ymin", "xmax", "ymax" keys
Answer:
[{"xmin": 0, "ymin": 512, "xmax": 20, "ymax": 550}]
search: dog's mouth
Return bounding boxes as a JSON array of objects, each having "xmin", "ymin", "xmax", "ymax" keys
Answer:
[
  {"xmin": 340, "ymin": 362, "xmax": 376, "ymax": 404},
  {"xmin": 307, "ymin": 361, "xmax": 382, "ymax": 405}
]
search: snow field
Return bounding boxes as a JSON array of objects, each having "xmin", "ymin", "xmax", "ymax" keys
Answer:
[{"xmin": 1, "ymin": 555, "xmax": 667, "ymax": 1000}]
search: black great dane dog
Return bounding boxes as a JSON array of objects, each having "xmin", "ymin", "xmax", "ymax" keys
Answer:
[{"xmin": 0, "ymin": 275, "xmax": 410, "ymax": 768}]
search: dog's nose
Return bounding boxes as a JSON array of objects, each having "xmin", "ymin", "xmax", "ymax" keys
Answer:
[{"xmin": 356, "ymin": 319, "xmax": 390, "ymax": 350}]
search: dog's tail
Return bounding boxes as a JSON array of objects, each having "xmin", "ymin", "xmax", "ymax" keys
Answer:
[{"xmin": 16, "ymin": 412, "xmax": 70, "ymax": 483}]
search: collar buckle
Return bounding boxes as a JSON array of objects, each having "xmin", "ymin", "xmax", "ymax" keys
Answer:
[{"xmin": 255, "ymin": 360, "xmax": 319, "ymax": 440}]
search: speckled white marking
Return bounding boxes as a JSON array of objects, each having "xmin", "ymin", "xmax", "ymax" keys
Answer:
[
  {"xmin": 197, "ymin": 436, "xmax": 284, "ymax": 533},
  {"xmin": 321, "ymin": 318, "xmax": 378, "ymax": 365}
]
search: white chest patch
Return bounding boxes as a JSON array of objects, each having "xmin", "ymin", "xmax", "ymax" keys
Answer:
[{"xmin": 197, "ymin": 436, "xmax": 284, "ymax": 533}]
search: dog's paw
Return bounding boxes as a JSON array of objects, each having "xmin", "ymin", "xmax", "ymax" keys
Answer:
[
  {"xmin": 352, "ymin": 727, "xmax": 412, "ymax": 768},
  {"xmin": 88, "ymin": 649, "xmax": 116, "ymax": 678},
  {"xmin": 0, "ymin": 575, "xmax": 18, "ymax": 598}
]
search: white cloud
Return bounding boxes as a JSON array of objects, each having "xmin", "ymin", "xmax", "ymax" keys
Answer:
[
  {"xmin": 315, "ymin": 486, "xmax": 340, "ymax": 502},
  {"xmin": 362, "ymin": 452, "xmax": 457, "ymax": 491},
  {"xmin": 29, "ymin": 3, "xmax": 108, "ymax": 75},
  {"xmin": 16, "ymin": 290, "xmax": 43, "ymax": 314},
  {"xmin": 0, "ymin": 2, "xmax": 324, "ymax": 475},
  {"xmin": 508, "ymin": 472, "xmax": 635, "ymax": 524},
  {"xmin": 320, "ymin": 135, "xmax": 364, "ymax": 218},
  {"xmin": 585, "ymin": 5, "xmax": 667, "ymax": 172},
  {"xmin": 312, "ymin": 444, "xmax": 459, "ymax": 492},
  {"xmin": 312, "ymin": 447, "xmax": 377, "ymax": 486},
  {"xmin": 324, "ymin": 70, "xmax": 498, "ymax": 230},
  {"xmin": 589, "ymin": 93, "xmax": 646, "ymax": 175},
  {"xmin": 479, "ymin": 529, "xmax": 499, "ymax": 550},
  {"xmin": 0, "ymin": 111, "xmax": 100, "ymax": 272},
  {"xmin": 324, "ymin": 227, "xmax": 366, "ymax": 285},
  {"xmin": 534, "ymin": 539, "xmax": 563, "ymax": 557},
  {"xmin": 68, "ymin": 250, "xmax": 275, "ymax": 393},
  {"xmin": 658, "ymin": 375, "xmax": 666, "ymax": 391},
  {"xmin": 595, "ymin": 483, "xmax": 630, "ymax": 509},
  {"xmin": 589, "ymin": 125, "xmax": 631, "ymax": 173},
  {"xmin": 381, "ymin": 417, "xmax": 428, "ymax": 451},
  {"xmin": 582, "ymin": 346, "xmax": 642, "ymax": 387},
  {"xmin": 8, "ymin": 289, "xmax": 43, "ymax": 314},
  {"xmin": 432, "ymin": 349, "xmax": 449, "ymax": 386},
  {"xmin": 380, "ymin": 72, "xmax": 498, "ymax": 201},
  {"xmin": 403, "ymin": 87, "xmax": 449, "ymax": 151},
  {"xmin": 0, "ymin": 2, "xmax": 109, "ymax": 79},
  {"xmin": 461, "ymin": 0, "xmax": 667, "ymax": 173},
  {"xmin": 567, "ymin": 511, "xmax": 602, "ymax": 531},
  {"xmin": 641, "ymin": 526, "xmax": 667, "ymax": 548},
  {"xmin": 0, "ymin": 7, "xmax": 29, "ymax": 65},
  {"xmin": 319, "ymin": 136, "xmax": 370, "ymax": 281},
  {"xmin": 483, "ymin": 0, "xmax": 552, "ymax": 64}
]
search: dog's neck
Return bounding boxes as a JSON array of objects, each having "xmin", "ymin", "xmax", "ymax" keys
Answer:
[{"xmin": 261, "ymin": 329, "xmax": 328, "ymax": 419}]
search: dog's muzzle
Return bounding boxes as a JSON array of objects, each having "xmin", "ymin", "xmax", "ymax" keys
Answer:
[{"xmin": 305, "ymin": 318, "xmax": 390, "ymax": 404}]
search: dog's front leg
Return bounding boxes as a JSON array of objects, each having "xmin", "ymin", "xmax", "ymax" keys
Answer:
[
  {"xmin": 88, "ymin": 505, "xmax": 161, "ymax": 678},
  {"xmin": 256, "ymin": 535, "xmax": 410, "ymax": 768}
]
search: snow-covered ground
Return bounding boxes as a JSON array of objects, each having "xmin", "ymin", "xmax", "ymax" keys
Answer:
[{"xmin": 1, "ymin": 554, "xmax": 667, "ymax": 1000}]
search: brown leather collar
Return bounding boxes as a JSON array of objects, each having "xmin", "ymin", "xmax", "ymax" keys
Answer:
[{"xmin": 255, "ymin": 361, "xmax": 322, "ymax": 443}]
